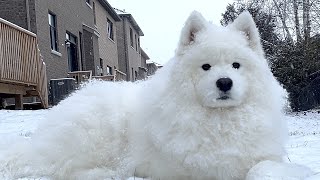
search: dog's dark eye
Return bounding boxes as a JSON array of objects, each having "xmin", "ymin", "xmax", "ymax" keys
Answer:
[
  {"xmin": 232, "ymin": 62, "xmax": 240, "ymax": 69},
  {"xmin": 202, "ymin": 64, "xmax": 211, "ymax": 71}
]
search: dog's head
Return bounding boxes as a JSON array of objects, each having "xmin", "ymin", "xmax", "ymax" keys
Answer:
[{"xmin": 173, "ymin": 11, "xmax": 270, "ymax": 108}]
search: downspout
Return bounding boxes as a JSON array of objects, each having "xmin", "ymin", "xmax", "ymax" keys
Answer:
[
  {"xmin": 123, "ymin": 18, "xmax": 129, "ymax": 81},
  {"xmin": 26, "ymin": 0, "xmax": 34, "ymax": 102}
]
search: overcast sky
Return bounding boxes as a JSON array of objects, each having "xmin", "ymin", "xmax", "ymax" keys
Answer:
[{"xmin": 108, "ymin": 0, "xmax": 234, "ymax": 64}]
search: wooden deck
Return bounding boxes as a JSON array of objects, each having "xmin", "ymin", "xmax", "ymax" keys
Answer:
[{"xmin": 0, "ymin": 18, "xmax": 48, "ymax": 109}]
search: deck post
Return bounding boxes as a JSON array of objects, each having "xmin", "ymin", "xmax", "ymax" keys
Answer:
[{"xmin": 15, "ymin": 94, "xmax": 23, "ymax": 110}]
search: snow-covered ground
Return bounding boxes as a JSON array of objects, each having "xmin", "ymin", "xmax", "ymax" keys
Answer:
[
  {"xmin": 284, "ymin": 110, "xmax": 320, "ymax": 172},
  {"xmin": 0, "ymin": 109, "xmax": 319, "ymax": 178}
]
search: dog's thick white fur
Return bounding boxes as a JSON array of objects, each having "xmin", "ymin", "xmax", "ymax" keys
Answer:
[{"xmin": 1, "ymin": 11, "xmax": 288, "ymax": 180}]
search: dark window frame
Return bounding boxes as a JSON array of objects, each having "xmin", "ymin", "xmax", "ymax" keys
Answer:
[
  {"xmin": 48, "ymin": 12, "xmax": 58, "ymax": 51},
  {"xmin": 135, "ymin": 34, "xmax": 138, "ymax": 51},
  {"xmin": 130, "ymin": 28, "xmax": 133, "ymax": 48},
  {"xmin": 93, "ymin": 1, "xmax": 96, "ymax": 25},
  {"xmin": 106, "ymin": 65, "xmax": 113, "ymax": 75},
  {"xmin": 138, "ymin": 37, "xmax": 141, "ymax": 54},
  {"xmin": 135, "ymin": 71, "xmax": 138, "ymax": 80},
  {"xmin": 99, "ymin": 58, "xmax": 104, "ymax": 75},
  {"xmin": 131, "ymin": 67, "xmax": 134, "ymax": 81},
  {"xmin": 107, "ymin": 19, "xmax": 114, "ymax": 40}
]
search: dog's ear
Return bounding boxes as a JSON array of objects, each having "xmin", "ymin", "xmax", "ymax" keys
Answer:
[
  {"xmin": 176, "ymin": 11, "xmax": 207, "ymax": 55},
  {"xmin": 228, "ymin": 11, "xmax": 264, "ymax": 57}
]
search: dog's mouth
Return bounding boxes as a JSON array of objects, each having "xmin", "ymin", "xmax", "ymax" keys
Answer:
[
  {"xmin": 203, "ymin": 93, "xmax": 240, "ymax": 108},
  {"xmin": 217, "ymin": 95, "xmax": 230, "ymax": 100},
  {"xmin": 217, "ymin": 92, "xmax": 231, "ymax": 100}
]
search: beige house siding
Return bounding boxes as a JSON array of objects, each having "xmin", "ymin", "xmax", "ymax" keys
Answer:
[
  {"xmin": 116, "ymin": 19, "xmax": 127, "ymax": 75},
  {"xmin": 137, "ymin": 49, "xmax": 149, "ymax": 80},
  {"xmin": 116, "ymin": 14, "xmax": 144, "ymax": 81},
  {"xmin": 94, "ymin": 0, "xmax": 119, "ymax": 75},
  {"xmin": 126, "ymin": 22, "xmax": 142, "ymax": 81},
  {"xmin": 0, "ymin": 0, "xmax": 104, "ymax": 80},
  {"xmin": 34, "ymin": 0, "xmax": 98, "ymax": 80}
]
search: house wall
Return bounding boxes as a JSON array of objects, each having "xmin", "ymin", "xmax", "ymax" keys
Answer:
[
  {"xmin": 137, "ymin": 51, "xmax": 148, "ymax": 80},
  {"xmin": 82, "ymin": 28, "xmax": 95, "ymax": 74},
  {"xmin": 0, "ymin": 0, "xmax": 100, "ymax": 80},
  {"xmin": 0, "ymin": 0, "xmax": 142, "ymax": 81},
  {"xmin": 28, "ymin": 0, "xmax": 37, "ymax": 33},
  {"xmin": 116, "ymin": 15, "xmax": 143, "ymax": 81},
  {"xmin": 116, "ymin": 18, "xmax": 127, "ymax": 75},
  {"xmin": 141, "ymin": 56, "xmax": 147, "ymax": 69},
  {"xmin": 0, "ymin": 0, "xmax": 39, "ymax": 33},
  {"xmin": 95, "ymin": 0, "xmax": 119, "ymax": 75},
  {"xmin": 126, "ymin": 21, "xmax": 142, "ymax": 81},
  {"xmin": 0, "ymin": 0, "xmax": 29, "ymax": 30},
  {"xmin": 34, "ymin": 0, "xmax": 98, "ymax": 80},
  {"xmin": 147, "ymin": 63, "xmax": 158, "ymax": 76}
]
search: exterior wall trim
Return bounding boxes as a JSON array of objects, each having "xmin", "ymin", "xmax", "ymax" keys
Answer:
[
  {"xmin": 96, "ymin": 0, "xmax": 121, "ymax": 21},
  {"xmin": 82, "ymin": 23, "xmax": 100, "ymax": 37}
]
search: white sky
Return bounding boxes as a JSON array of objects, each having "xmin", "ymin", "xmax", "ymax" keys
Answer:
[{"xmin": 108, "ymin": 0, "xmax": 234, "ymax": 64}]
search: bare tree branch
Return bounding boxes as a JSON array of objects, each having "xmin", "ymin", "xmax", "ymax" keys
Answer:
[
  {"xmin": 293, "ymin": 0, "xmax": 302, "ymax": 42},
  {"xmin": 303, "ymin": 0, "xmax": 311, "ymax": 45},
  {"xmin": 272, "ymin": 0, "xmax": 294, "ymax": 42}
]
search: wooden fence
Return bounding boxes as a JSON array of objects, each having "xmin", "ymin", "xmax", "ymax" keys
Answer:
[{"xmin": 0, "ymin": 17, "xmax": 48, "ymax": 109}]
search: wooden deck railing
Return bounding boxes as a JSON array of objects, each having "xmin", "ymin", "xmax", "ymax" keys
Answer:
[
  {"xmin": 68, "ymin": 70, "xmax": 126, "ymax": 84},
  {"xmin": 92, "ymin": 75, "xmax": 115, "ymax": 81},
  {"xmin": 67, "ymin": 71, "xmax": 92, "ymax": 84},
  {"xmin": 115, "ymin": 69, "xmax": 126, "ymax": 81},
  {"xmin": 0, "ymin": 18, "xmax": 48, "ymax": 108}
]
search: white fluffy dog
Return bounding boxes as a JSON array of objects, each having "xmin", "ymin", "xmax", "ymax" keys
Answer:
[{"xmin": 1, "ymin": 11, "xmax": 288, "ymax": 180}]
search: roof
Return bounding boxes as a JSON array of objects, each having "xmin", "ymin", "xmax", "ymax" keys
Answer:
[
  {"xmin": 141, "ymin": 49, "xmax": 150, "ymax": 60},
  {"xmin": 97, "ymin": 0, "xmax": 121, "ymax": 21},
  {"xmin": 114, "ymin": 8, "xmax": 144, "ymax": 36},
  {"xmin": 146, "ymin": 60, "xmax": 162, "ymax": 67}
]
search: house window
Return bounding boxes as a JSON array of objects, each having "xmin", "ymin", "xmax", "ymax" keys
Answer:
[
  {"xmin": 138, "ymin": 38, "xmax": 140, "ymax": 54},
  {"xmin": 93, "ymin": 2, "xmax": 96, "ymax": 25},
  {"xmin": 99, "ymin": 58, "xmax": 103, "ymax": 75},
  {"xmin": 106, "ymin": 66, "xmax": 113, "ymax": 75},
  {"xmin": 131, "ymin": 68, "xmax": 134, "ymax": 81},
  {"xmin": 107, "ymin": 19, "xmax": 113, "ymax": 40},
  {"xmin": 48, "ymin": 12, "xmax": 58, "ymax": 51},
  {"xmin": 135, "ymin": 71, "xmax": 138, "ymax": 80},
  {"xmin": 130, "ymin": 28, "xmax": 133, "ymax": 48},
  {"xmin": 135, "ymin": 34, "xmax": 138, "ymax": 51},
  {"xmin": 85, "ymin": 0, "xmax": 92, "ymax": 8}
]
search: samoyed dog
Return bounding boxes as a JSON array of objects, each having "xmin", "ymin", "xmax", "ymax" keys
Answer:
[{"xmin": 1, "ymin": 11, "xmax": 288, "ymax": 180}]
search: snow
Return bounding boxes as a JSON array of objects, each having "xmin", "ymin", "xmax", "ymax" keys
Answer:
[
  {"xmin": 246, "ymin": 160, "xmax": 314, "ymax": 180},
  {"xmin": 0, "ymin": 109, "xmax": 319, "ymax": 179},
  {"xmin": 285, "ymin": 110, "xmax": 320, "ymax": 172},
  {"xmin": 0, "ymin": 110, "xmax": 46, "ymax": 148}
]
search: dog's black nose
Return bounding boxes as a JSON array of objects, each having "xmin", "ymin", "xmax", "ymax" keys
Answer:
[{"xmin": 216, "ymin": 78, "xmax": 233, "ymax": 92}]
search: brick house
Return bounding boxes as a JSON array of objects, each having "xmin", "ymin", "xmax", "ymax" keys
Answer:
[
  {"xmin": 0, "ymin": 0, "xmax": 121, "ymax": 80},
  {"xmin": 115, "ymin": 9, "xmax": 145, "ymax": 81},
  {"xmin": 93, "ymin": 0, "xmax": 121, "ymax": 76}
]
